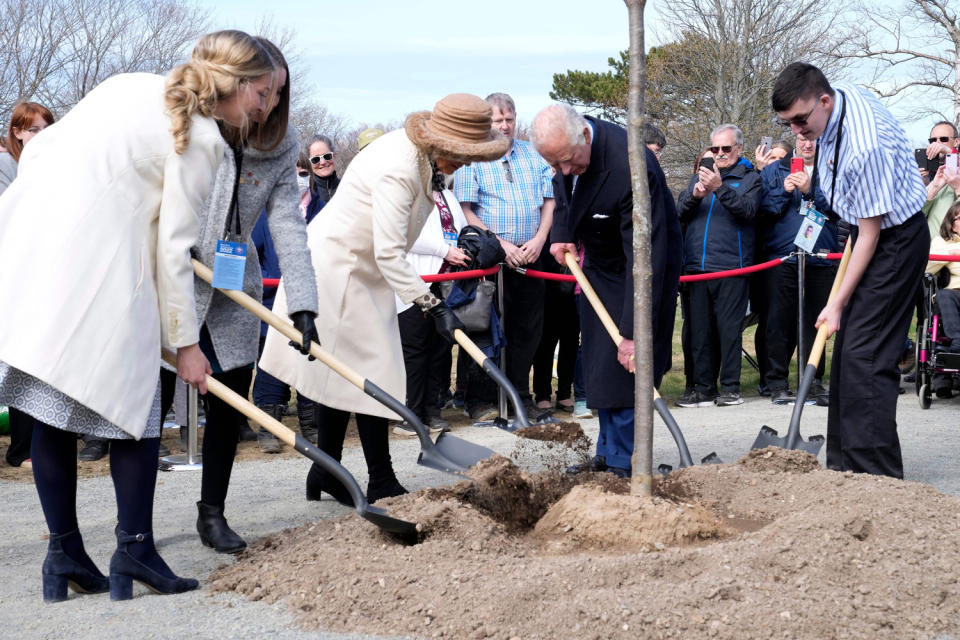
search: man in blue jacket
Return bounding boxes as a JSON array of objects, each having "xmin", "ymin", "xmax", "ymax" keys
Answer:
[
  {"xmin": 676, "ymin": 124, "xmax": 763, "ymax": 407},
  {"xmin": 759, "ymin": 133, "xmax": 837, "ymax": 405}
]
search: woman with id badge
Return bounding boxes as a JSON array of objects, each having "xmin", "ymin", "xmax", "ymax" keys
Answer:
[
  {"xmin": 181, "ymin": 37, "xmax": 318, "ymax": 555},
  {"xmin": 759, "ymin": 133, "xmax": 838, "ymax": 405},
  {"xmin": 0, "ymin": 30, "xmax": 275, "ymax": 602}
]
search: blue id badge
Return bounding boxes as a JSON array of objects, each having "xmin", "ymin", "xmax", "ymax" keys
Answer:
[
  {"xmin": 212, "ymin": 240, "xmax": 247, "ymax": 290},
  {"xmin": 443, "ymin": 230, "xmax": 458, "ymax": 246},
  {"xmin": 793, "ymin": 201, "xmax": 824, "ymax": 253}
]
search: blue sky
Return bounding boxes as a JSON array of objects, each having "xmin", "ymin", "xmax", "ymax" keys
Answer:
[{"xmin": 200, "ymin": 0, "xmax": 935, "ymax": 145}]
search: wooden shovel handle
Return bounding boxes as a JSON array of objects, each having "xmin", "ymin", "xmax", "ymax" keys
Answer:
[
  {"xmin": 160, "ymin": 350, "xmax": 297, "ymax": 447},
  {"xmin": 191, "ymin": 259, "xmax": 363, "ymax": 389},
  {"xmin": 453, "ymin": 328, "xmax": 487, "ymax": 364},
  {"xmin": 564, "ymin": 252, "xmax": 624, "ymax": 347},
  {"xmin": 806, "ymin": 240, "xmax": 853, "ymax": 366}
]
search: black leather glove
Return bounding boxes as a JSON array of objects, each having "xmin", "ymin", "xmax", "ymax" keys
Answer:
[
  {"xmin": 426, "ymin": 301, "xmax": 466, "ymax": 344},
  {"xmin": 289, "ymin": 310, "xmax": 318, "ymax": 360}
]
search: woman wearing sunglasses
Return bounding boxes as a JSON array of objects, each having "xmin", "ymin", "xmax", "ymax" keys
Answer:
[
  {"xmin": 307, "ymin": 134, "xmax": 339, "ymax": 202},
  {"xmin": 0, "ymin": 101, "xmax": 55, "ymax": 471},
  {"xmin": 0, "ymin": 29, "xmax": 274, "ymax": 603}
]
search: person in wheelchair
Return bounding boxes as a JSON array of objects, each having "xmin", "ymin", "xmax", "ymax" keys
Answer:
[{"xmin": 924, "ymin": 201, "xmax": 960, "ymax": 397}]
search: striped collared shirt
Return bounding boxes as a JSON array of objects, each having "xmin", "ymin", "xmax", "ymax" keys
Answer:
[
  {"xmin": 817, "ymin": 84, "xmax": 926, "ymax": 229},
  {"xmin": 453, "ymin": 138, "xmax": 554, "ymax": 245}
]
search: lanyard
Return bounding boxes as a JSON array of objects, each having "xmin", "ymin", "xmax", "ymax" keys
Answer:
[
  {"xmin": 811, "ymin": 89, "xmax": 846, "ymax": 217},
  {"xmin": 224, "ymin": 145, "xmax": 244, "ymax": 240}
]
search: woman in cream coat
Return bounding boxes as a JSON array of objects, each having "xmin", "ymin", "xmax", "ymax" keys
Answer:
[
  {"xmin": 260, "ymin": 94, "xmax": 508, "ymax": 505},
  {"xmin": 0, "ymin": 31, "xmax": 275, "ymax": 603}
]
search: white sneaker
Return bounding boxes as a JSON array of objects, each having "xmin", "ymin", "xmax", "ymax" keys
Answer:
[{"xmin": 572, "ymin": 400, "xmax": 593, "ymax": 419}]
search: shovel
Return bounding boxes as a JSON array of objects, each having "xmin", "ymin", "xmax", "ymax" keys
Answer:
[
  {"xmin": 452, "ymin": 328, "xmax": 533, "ymax": 432},
  {"xmin": 192, "ymin": 259, "xmax": 495, "ymax": 475},
  {"xmin": 751, "ymin": 241, "xmax": 852, "ymax": 454},
  {"xmin": 563, "ymin": 252, "xmax": 721, "ymax": 469},
  {"xmin": 160, "ymin": 350, "xmax": 418, "ymax": 542}
]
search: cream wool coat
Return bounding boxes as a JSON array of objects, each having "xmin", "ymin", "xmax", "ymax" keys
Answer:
[
  {"xmin": 259, "ymin": 128, "xmax": 435, "ymax": 418},
  {"xmin": 0, "ymin": 73, "xmax": 223, "ymax": 437}
]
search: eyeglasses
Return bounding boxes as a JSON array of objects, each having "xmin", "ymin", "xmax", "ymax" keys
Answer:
[
  {"xmin": 297, "ymin": 170, "xmax": 310, "ymax": 177},
  {"xmin": 776, "ymin": 97, "xmax": 823, "ymax": 128},
  {"xmin": 709, "ymin": 145, "xmax": 734, "ymax": 154},
  {"xmin": 929, "ymin": 136, "xmax": 953, "ymax": 144},
  {"xmin": 310, "ymin": 153, "xmax": 334, "ymax": 164},
  {"xmin": 502, "ymin": 159, "xmax": 513, "ymax": 183}
]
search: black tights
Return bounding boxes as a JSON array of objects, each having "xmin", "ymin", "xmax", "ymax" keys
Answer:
[
  {"xmin": 31, "ymin": 420, "xmax": 175, "ymax": 578},
  {"xmin": 198, "ymin": 368, "xmax": 252, "ymax": 507},
  {"xmin": 314, "ymin": 403, "xmax": 394, "ymax": 483}
]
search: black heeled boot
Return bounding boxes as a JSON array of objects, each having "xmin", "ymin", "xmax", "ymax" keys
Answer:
[
  {"xmin": 196, "ymin": 502, "xmax": 246, "ymax": 554},
  {"xmin": 357, "ymin": 417, "xmax": 407, "ymax": 504},
  {"xmin": 366, "ymin": 473, "xmax": 408, "ymax": 504},
  {"xmin": 296, "ymin": 398, "xmax": 318, "ymax": 445},
  {"xmin": 41, "ymin": 529, "xmax": 109, "ymax": 602},
  {"xmin": 305, "ymin": 462, "xmax": 355, "ymax": 507},
  {"xmin": 109, "ymin": 530, "xmax": 198, "ymax": 600}
]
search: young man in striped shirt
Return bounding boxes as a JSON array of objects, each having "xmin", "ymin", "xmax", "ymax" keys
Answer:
[{"xmin": 771, "ymin": 62, "xmax": 930, "ymax": 479}]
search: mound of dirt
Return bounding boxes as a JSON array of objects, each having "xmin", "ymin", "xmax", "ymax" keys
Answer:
[
  {"xmin": 738, "ymin": 446, "xmax": 820, "ymax": 473},
  {"xmin": 209, "ymin": 454, "xmax": 960, "ymax": 640},
  {"xmin": 515, "ymin": 421, "xmax": 585, "ymax": 443},
  {"xmin": 534, "ymin": 484, "xmax": 729, "ymax": 551}
]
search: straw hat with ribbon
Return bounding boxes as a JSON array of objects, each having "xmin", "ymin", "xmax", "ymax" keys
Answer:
[{"xmin": 405, "ymin": 93, "xmax": 510, "ymax": 165}]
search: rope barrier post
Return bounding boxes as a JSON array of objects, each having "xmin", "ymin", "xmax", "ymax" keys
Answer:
[
  {"xmin": 797, "ymin": 252, "xmax": 806, "ymax": 387},
  {"xmin": 159, "ymin": 383, "xmax": 202, "ymax": 471},
  {"xmin": 496, "ymin": 266, "xmax": 508, "ymax": 420}
]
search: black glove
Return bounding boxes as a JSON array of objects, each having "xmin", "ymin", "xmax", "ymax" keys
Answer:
[
  {"xmin": 289, "ymin": 310, "xmax": 318, "ymax": 360},
  {"xmin": 426, "ymin": 301, "xmax": 466, "ymax": 344}
]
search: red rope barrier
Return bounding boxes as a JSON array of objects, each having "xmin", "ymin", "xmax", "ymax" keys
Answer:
[
  {"xmin": 517, "ymin": 268, "xmax": 576, "ymax": 282},
  {"xmin": 820, "ymin": 252, "xmax": 960, "ymax": 262},
  {"xmin": 679, "ymin": 258, "xmax": 787, "ymax": 282},
  {"xmin": 262, "ymin": 265, "xmax": 500, "ymax": 288}
]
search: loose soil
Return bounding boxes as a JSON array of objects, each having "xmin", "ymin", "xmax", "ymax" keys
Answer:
[{"xmin": 209, "ymin": 447, "xmax": 960, "ymax": 639}]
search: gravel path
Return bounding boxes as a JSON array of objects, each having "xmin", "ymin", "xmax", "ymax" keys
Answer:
[{"xmin": 1, "ymin": 388, "xmax": 957, "ymax": 638}]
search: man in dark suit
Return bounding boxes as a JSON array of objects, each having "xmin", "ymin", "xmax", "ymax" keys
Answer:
[{"xmin": 530, "ymin": 104, "xmax": 683, "ymax": 477}]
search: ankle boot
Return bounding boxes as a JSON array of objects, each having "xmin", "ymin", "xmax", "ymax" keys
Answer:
[
  {"xmin": 41, "ymin": 529, "xmax": 109, "ymax": 603},
  {"xmin": 109, "ymin": 530, "xmax": 198, "ymax": 600},
  {"xmin": 297, "ymin": 399, "xmax": 318, "ymax": 445},
  {"xmin": 366, "ymin": 473, "xmax": 408, "ymax": 504},
  {"xmin": 305, "ymin": 463, "xmax": 354, "ymax": 507},
  {"xmin": 196, "ymin": 501, "xmax": 246, "ymax": 554},
  {"xmin": 255, "ymin": 405, "xmax": 282, "ymax": 453}
]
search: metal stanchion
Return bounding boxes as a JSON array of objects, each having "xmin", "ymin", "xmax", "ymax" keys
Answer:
[
  {"xmin": 496, "ymin": 266, "xmax": 508, "ymax": 419},
  {"xmin": 159, "ymin": 384, "xmax": 202, "ymax": 471}
]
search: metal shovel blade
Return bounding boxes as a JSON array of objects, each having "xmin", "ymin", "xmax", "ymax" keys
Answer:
[
  {"xmin": 751, "ymin": 425, "xmax": 824, "ymax": 456},
  {"xmin": 701, "ymin": 452, "xmax": 723, "ymax": 465},
  {"xmin": 419, "ymin": 431, "xmax": 495, "ymax": 474},
  {"xmin": 293, "ymin": 435, "xmax": 418, "ymax": 542}
]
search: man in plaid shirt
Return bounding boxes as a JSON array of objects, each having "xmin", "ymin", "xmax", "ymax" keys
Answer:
[{"xmin": 454, "ymin": 93, "xmax": 556, "ymax": 414}]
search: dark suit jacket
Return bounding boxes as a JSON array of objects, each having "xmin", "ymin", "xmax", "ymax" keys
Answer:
[{"xmin": 550, "ymin": 116, "xmax": 682, "ymax": 406}]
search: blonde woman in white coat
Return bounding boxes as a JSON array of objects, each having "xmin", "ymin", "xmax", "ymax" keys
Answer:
[
  {"xmin": 259, "ymin": 94, "xmax": 508, "ymax": 505},
  {"xmin": 0, "ymin": 31, "xmax": 276, "ymax": 603}
]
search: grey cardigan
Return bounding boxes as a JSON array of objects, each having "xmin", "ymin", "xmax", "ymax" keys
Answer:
[
  {"xmin": 0, "ymin": 152, "xmax": 17, "ymax": 195},
  {"xmin": 191, "ymin": 125, "xmax": 318, "ymax": 371}
]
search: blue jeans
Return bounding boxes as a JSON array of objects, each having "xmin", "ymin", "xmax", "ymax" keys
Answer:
[{"xmin": 596, "ymin": 407, "xmax": 634, "ymax": 470}]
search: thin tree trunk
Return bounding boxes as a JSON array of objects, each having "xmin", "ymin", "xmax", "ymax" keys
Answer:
[{"xmin": 625, "ymin": 0, "xmax": 654, "ymax": 497}]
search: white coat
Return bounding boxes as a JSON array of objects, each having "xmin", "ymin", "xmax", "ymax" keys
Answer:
[
  {"xmin": 259, "ymin": 128, "xmax": 435, "ymax": 418},
  {"xmin": 0, "ymin": 73, "xmax": 223, "ymax": 437}
]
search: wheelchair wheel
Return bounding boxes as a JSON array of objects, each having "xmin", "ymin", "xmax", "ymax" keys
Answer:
[{"xmin": 919, "ymin": 383, "xmax": 932, "ymax": 410}]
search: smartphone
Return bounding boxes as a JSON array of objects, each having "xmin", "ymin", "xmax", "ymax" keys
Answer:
[
  {"xmin": 760, "ymin": 136, "xmax": 772, "ymax": 152},
  {"xmin": 917, "ymin": 149, "xmax": 945, "ymax": 173},
  {"xmin": 947, "ymin": 152, "xmax": 958, "ymax": 173},
  {"xmin": 699, "ymin": 157, "xmax": 715, "ymax": 172},
  {"xmin": 791, "ymin": 157, "xmax": 804, "ymax": 174}
]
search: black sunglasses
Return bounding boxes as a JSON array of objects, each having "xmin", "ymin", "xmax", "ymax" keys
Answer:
[
  {"xmin": 929, "ymin": 136, "xmax": 953, "ymax": 144},
  {"xmin": 776, "ymin": 97, "xmax": 823, "ymax": 128},
  {"xmin": 310, "ymin": 153, "xmax": 334, "ymax": 164},
  {"xmin": 709, "ymin": 145, "xmax": 734, "ymax": 154}
]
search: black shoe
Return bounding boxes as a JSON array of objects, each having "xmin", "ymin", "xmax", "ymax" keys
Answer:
[
  {"xmin": 467, "ymin": 403, "xmax": 498, "ymax": 421},
  {"xmin": 366, "ymin": 475, "xmax": 408, "ymax": 503},
  {"xmin": 770, "ymin": 388, "xmax": 796, "ymax": 405},
  {"xmin": 566, "ymin": 456, "xmax": 607, "ymax": 475},
  {"xmin": 77, "ymin": 439, "xmax": 109, "ymax": 462},
  {"xmin": 305, "ymin": 463, "xmax": 355, "ymax": 507},
  {"xmin": 196, "ymin": 502, "xmax": 246, "ymax": 554},
  {"xmin": 903, "ymin": 372, "xmax": 917, "ymax": 383},
  {"xmin": 237, "ymin": 422, "xmax": 257, "ymax": 442},
  {"xmin": 109, "ymin": 530, "xmax": 198, "ymax": 600},
  {"xmin": 810, "ymin": 381, "xmax": 830, "ymax": 406},
  {"xmin": 426, "ymin": 416, "xmax": 450, "ymax": 432},
  {"xmin": 676, "ymin": 390, "xmax": 714, "ymax": 408},
  {"xmin": 715, "ymin": 391, "xmax": 744, "ymax": 406},
  {"xmin": 757, "ymin": 383, "xmax": 772, "ymax": 397},
  {"xmin": 41, "ymin": 529, "xmax": 109, "ymax": 603},
  {"xmin": 607, "ymin": 466, "xmax": 631, "ymax": 478}
]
